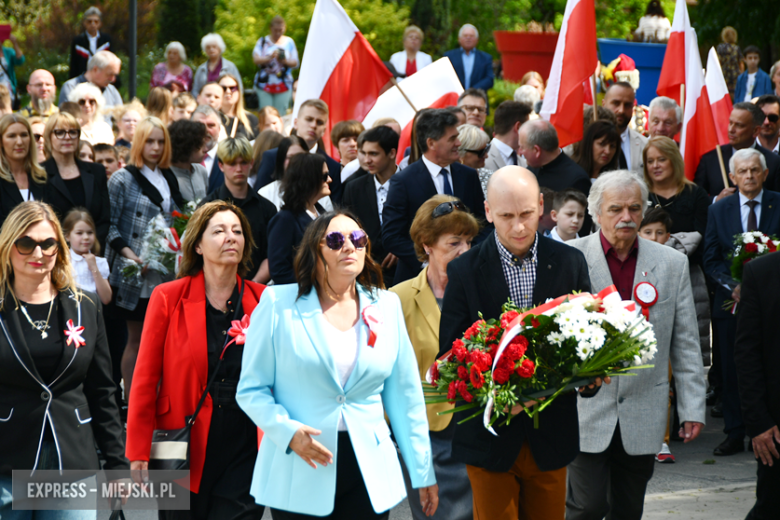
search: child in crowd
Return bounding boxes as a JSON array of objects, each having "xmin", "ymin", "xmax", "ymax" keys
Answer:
[
  {"xmin": 171, "ymin": 92, "xmax": 197, "ymax": 122},
  {"xmin": 62, "ymin": 208, "xmax": 112, "ymax": 305},
  {"xmin": 539, "ymin": 186, "xmax": 556, "ymax": 235},
  {"xmin": 550, "ymin": 189, "xmax": 587, "ymax": 242},
  {"xmin": 93, "ymin": 144, "xmax": 122, "ymax": 177},
  {"xmin": 735, "ymin": 45, "xmax": 773, "ymax": 102},
  {"xmin": 639, "ymin": 206, "xmax": 672, "ymax": 244}
]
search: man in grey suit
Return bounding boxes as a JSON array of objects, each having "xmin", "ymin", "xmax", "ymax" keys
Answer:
[
  {"xmin": 566, "ymin": 170, "xmax": 706, "ymax": 520},
  {"xmin": 602, "ymin": 82, "xmax": 648, "ymax": 173},
  {"xmin": 485, "ymin": 101, "xmax": 532, "ymax": 171}
]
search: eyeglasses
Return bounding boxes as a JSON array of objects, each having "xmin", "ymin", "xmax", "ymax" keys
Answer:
[
  {"xmin": 14, "ymin": 236, "xmax": 59, "ymax": 257},
  {"xmin": 465, "ymin": 143, "xmax": 491, "ymax": 158},
  {"xmin": 78, "ymin": 99, "xmax": 97, "ymax": 106},
  {"xmin": 221, "ymin": 84, "xmax": 239, "ymax": 93},
  {"xmin": 53, "ymin": 129, "xmax": 80, "ymax": 139},
  {"xmin": 765, "ymin": 113, "xmax": 780, "ymax": 123},
  {"xmin": 432, "ymin": 201, "xmax": 467, "ymax": 219},
  {"xmin": 461, "ymin": 105, "xmax": 487, "ymax": 114},
  {"xmin": 33, "ymin": 134, "xmax": 43, "ymax": 142},
  {"xmin": 324, "ymin": 230, "xmax": 368, "ymax": 250}
]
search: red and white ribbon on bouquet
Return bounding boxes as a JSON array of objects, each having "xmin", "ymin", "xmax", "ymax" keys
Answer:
[{"xmin": 161, "ymin": 227, "xmax": 184, "ymax": 274}]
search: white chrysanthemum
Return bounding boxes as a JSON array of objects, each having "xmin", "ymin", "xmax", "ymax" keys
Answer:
[
  {"xmin": 744, "ymin": 234, "xmax": 755, "ymax": 244},
  {"xmin": 547, "ymin": 332, "xmax": 566, "ymax": 345},
  {"xmin": 577, "ymin": 344, "xmax": 592, "ymax": 361},
  {"xmin": 758, "ymin": 244, "xmax": 766, "ymax": 253},
  {"xmin": 761, "ymin": 234, "xmax": 769, "ymax": 244}
]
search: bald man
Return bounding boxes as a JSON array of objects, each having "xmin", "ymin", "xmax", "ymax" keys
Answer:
[
  {"xmin": 18, "ymin": 69, "xmax": 59, "ymax": 121},
  {"xmin": 438, "ymin": 166, "xmax": 592, "ymax": 520}
]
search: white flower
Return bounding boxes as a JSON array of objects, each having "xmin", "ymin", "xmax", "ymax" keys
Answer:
[
  {"xmin": 758, "ymin": 244, "xmax": 766, "ymax": 254},
  {"xmin": 761, "ymin": 235, "xmax": 769, "ymax": 244},
  {"xmin": 744, "ymin": 234, "xmax": 755, "ymax": 244}
]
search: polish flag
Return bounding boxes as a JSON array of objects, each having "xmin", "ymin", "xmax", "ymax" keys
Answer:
[
  {"xmin": 292, "ymin": 0, "xmax": 392, "ymax": 158},
  {"xmin": 540, "ymin": 0, "xmax": 598, "ymax": 148},
  {"xmin": 656, "ymin": 0, "xmax": 689, "ymax": 104},
  {"xmin": 680, "ymin": 29, "xmax": 719, "ymax": 181},
  {"xmin": 705, "ymin": 47, "xmax": 733, "ymax": 145}
]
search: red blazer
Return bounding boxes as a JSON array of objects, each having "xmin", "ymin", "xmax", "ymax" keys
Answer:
[{"xmin": 125, "ymin": 272, "xmax": 265, "ymax": 492}]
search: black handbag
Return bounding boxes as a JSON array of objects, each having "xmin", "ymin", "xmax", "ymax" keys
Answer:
[{"xmin": 148, "ymin": 280, "xmax": 245, "ymax": 471}]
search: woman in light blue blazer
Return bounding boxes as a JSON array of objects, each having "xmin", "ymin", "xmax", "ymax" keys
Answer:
[{"xmin": 237, "ymin": 209, "xmax": 438, "ymax": 519}]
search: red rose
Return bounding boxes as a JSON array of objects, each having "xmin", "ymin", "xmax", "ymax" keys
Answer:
[
  {"xmin": 531, "ymin": 317, "xmax": 541, "ymax": 328},
  {"xmin": 457, "ymin": 380, "xmax": 474, "ymax": 402},
  {"xmin": 447, "ymin": 381, "xmax": 458, "ymax": 402},
  {"xmin": 457, "ymin": 365, "xmax": 469, "ymax": 381},
  {"xmin": 470, "ymin": 365, "xmax": 485, "ymax": 389},
  {"xmin": 468, "ymin": 350, "xmax": 492, "ymax": 372},
  {"xmin": 493, "ymin": 366, "xmax": 512, "ymax": 384},
  {"xmin": 745, "ymin": 242, "xmax": 758, "ymax": 253},
  {"xmin": 516, "ymin": 358, "xmax": 536, "ymax": 378},
  {"xmin": 488, "ymin": 342, "xmax": 499, "ymax": 360},
  {"xmin": 485, "ymin": 325, "xmax": 501, "ymax": 344},
  {"xmin": 769, "ymin": 241, "xmax": 777, "ymax": 252},
  {"xmin": 430, "ymin": 362, "xmax": 440, "ymax": 383},
  {"xmin": 500, "ymin": 310, "xmax": 520, "ymax": 330},
  {"xmin": 498, "ymin": 354, "xmax": 515, "ymax": 371},
  {"xmin": 452, "ymin": 339, "xmax": 468, "ymax": 362},
  {"xmin": 464, "ymin": 320, "xmax": 486, "ymax": 340}
]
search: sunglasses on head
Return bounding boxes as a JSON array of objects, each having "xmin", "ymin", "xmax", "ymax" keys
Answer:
[
  {"xmin": 465, "ymin": 143, "xmax": 491, "ymax": 159},
  {"xmin": 765, "ymin": 113, "xmax": 780, "ymax": 123},
  {"xmin": 324, "ymin": 230, "xmax": 368, "ymax": 251},
  {"xmin": 15, "ymin": 236, "xmax": 59, "ymax": 257},
  {"xmin": 221, "ymin": 84, "xmax": 239, "ymax": 93},
  {"xmin": 432, "ymin": 201, "xmax": 467, "ymax": 219},
  {"xmin": 78, "ymin": 99, "xmax": 97, "ymax": 106},
  {"xmin": 53, "ymin": 129, "xmax": 80, "ymax": 139}
]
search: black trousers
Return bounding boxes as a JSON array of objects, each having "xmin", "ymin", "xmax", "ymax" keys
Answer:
[
  {"xmin": 565, "ymin": 423, "xmax": 656, "ymax": 520},
  {"xmin": 713, "ymin": 317, "xmax": 746, "ymax": 439},
  {"xmin": 271, "ymin": 432, "xmax": 389, "ymax": 520},
  {"xmin": 746, "ymin": 439, "xmax": 780, "ymax": 520}
]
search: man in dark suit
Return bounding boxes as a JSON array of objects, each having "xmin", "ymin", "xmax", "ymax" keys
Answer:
[
  {"xmin": 735, "ymin": 252, "xmax": 780, "ymax": 519},
  {"xmin": 382, "ymin": 108, "xmax": 488, "ymax": 285},
  {"xmin": 704, "ymin": 148, "xmax": 780, "ymax": 457},
  {"xmin": 342, "ymin": 126, "xmax": 399, "ymax": 281},
  {"xmin": 191, "ymin": 105, "xmax": 225, "ymax": 195},
  {"xmin": 252, "ymin": 99, "xmax": 343, "ymax": 203},
  {"xmin": 68, "ymin": 7, "xmax": 114, "ymax": 79},
  {"xmin": 443, "ymin": 24, "xmax": 494, "ymax": 92},
  {"xmin": 438, "ymin": 166, "xmax": 592, "ymax": 519},
  {"xmin": 695, "ymin": 102, "xmax": 780, "ymax": 200}
]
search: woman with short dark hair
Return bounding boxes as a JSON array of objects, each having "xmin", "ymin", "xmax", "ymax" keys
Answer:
[{"xmin": 169, "ymin": 119, "xmax": 210, "ymax": 202}]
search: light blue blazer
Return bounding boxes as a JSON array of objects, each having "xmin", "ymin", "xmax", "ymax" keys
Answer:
[{"xmin": 237, "ymin": 283, "xmax": 436, "ymax": 516}]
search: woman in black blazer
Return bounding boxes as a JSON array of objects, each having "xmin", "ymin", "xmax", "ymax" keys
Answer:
[
  {"xmin": 42, "ymin": 112, "xmax": 111, "ymax": 250},
  {"xmin": 0, "ymin": 114, "xmax": 48, "ymax": 222},
  {"xmin": 0, "ymin": 201, "xmax": 127, "ymax": 501},
  {"xmin": 267, "ymin": 153, "xmax": 331, "ymax": 284}
]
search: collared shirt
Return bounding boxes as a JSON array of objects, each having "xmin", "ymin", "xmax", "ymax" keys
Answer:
[
  {"xmin": 756, "ymin": 136, "xmax": 780, "ymax": 153},
  {"xmin": 70, "ymin": 248, "xmax": 110, "ymax": 293},
  {"xmin": 141, "ymin": 165, "xmax": 172, "ymax": 212},
  {"xmin": 491, "ymin": 137, "xmax": 516, "ymax": 166},
  {"xmin": 495, "ymin": 232, "xmax": 538, "ymax": 309},
  {"xmin": 600, "ymin": 231, "xmax": 639, "ymax": 301},
  {"xmin": 739, "ymin": 189, "xmax": 763, "ymax": 232},
  {"xmin": 374, "ymin": 175, "xmax": 390, "ymax": 225},
  {"xmin": 460, "ymin": 47, "xmax": 475, "ymax": 89},
  {"xmin": 204, "ymin": 145, "xmax": 218, "ymax": 178},
  {"xmin": 88, "ymin": 31, "xmax": 100, "ymax": 55},
  {"xmin": 421, "ymin": 155, "xmax": 454, "ymax": 195},
  {"xmin": 620, "ymin": 127, "xmax": 632, "ymax": 170}
]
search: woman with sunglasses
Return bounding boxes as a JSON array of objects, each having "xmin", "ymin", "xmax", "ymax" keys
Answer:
[
  {"xmin": 0, "ymin": 201, "xmax": 128, "ymax": 517},
  {"xmin": 219, "ymin": 73, "xmax": 259, "ymax": 140},
  {"xmin": 390, "ymin": 194, "xmax": 479, "ymax": 520},
  {"xmin": 68, "ymin": 82, "xmax": 114, "ymax": 145},
  {"xmin": 42, "ymin": 112, "xmax": 111, "ymax": 251},
  {"xmin": 267, "ymin": 152, "xmax": 331, "ymax": 284},
  {"xmin": 238, "ymin": 208, "xmax": 438, "ymax": 519},
  {"xmin": 0, "ymin": 114, "xmax": 48, "ymax": 222},
  {"xmin": 457, "ymin": 124, "xmax": 493, "ymax": 196},
  {"xmin": 28, "ymin": 116, "xmax": 47, "ymax": 164}
]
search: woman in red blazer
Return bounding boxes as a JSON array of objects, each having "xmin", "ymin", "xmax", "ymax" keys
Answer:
[{"xmin": 126, "ymin": 200, "xmax": 266, "ymax": 519}]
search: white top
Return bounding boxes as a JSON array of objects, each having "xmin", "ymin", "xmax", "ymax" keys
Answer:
[
  {"xmin": 324, "ymin": 320, "xmax": 361, "ymax": 431},
  {"xmin": 88, "ymin": 32, "xmax": 100, "ymax": 54},
  {"xmin": 739, "ymin": 190, "xmax": 763, "ymax": 232},
  {"xmin": 203, "ymin": 145, "xmax": 218, "ymax": 178},
  {"xmin": 141, "ymin": 165, "xmax": 172, "ymax": 212},
  {"xmin": 620, "ymin": 128, "xmax": 632, "ymax": 171},
  {"xmin": 80, "ymin": 120, "xmax": 115, "ymax": 146},
  {"xmin": 341, "ymin": 158, "xmax": 360, "ymax": 184},
  {"xmin": 421, "ymin": 155, "xmax": 453, "ymax": 195},
  {"xmin": 550, "ymin": 226, "xmax": 578, "ymax": 243},
  {"xmin": 258, "ymin": 180, "xmax": 333, "ymax": 212},
  {"xmin": 18, "ymin": 189, "xmax": 33, "ymax": 201},
  {"xmin": 388, "ymin": 51, "xmax": 433, "ymax": 80},
  {"xmin": 746, "ymin": 72, "xmax": 757, "ymax": 102},
  {"xmin": 70, "ymin": 248, "xmax": 110, "ymax": 293}
]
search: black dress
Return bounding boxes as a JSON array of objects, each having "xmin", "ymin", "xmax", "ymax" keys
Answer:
[{"xmin": 648, "ymin": 183, "xmax": 711, "ymax": 267}]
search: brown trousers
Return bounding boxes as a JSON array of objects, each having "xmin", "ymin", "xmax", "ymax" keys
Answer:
[{"xmin": 466, "ymin": 443, "xmax": 567, "ymax": 520}]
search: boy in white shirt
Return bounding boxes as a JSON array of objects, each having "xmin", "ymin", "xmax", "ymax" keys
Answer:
[{"xmin": 550, "ymin": 189, "xmax": 587, "ymax": 242}]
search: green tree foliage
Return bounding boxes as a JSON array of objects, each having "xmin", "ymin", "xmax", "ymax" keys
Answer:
[
  {"xmin": 0, "ymin": 0, "xmax": 49, "ymax": 27},
  {"xmin": 158, "ymin": 0, "xmax": 202, "ymax": 56},
  {"xmin": 214, "ymin": 0, "xmax": 409, "ymax": 88}
]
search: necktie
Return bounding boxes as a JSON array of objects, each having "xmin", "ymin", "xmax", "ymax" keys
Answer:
[
  {"xmin": 509, "ymin": 151, "xmax": 518, "ymax": 166},
  {"xmin": 440, "ymin": 169, "xmax": 453, "ymax": 195},
  {"xmin": 746, "ymin": 200, "xmax": 759, "ymax": 232}
]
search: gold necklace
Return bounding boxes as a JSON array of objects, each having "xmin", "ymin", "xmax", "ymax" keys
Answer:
[{"xmin": 20, "ymin": 297, "xmax": 55, "ymax": 339}]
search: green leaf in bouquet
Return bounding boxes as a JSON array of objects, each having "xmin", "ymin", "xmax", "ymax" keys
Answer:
[{"xmin": 436, "ymin": 402, "xmax": 479, "ymax": 415}]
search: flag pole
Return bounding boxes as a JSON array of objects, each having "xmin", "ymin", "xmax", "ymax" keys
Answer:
[
  {"xmin": 715, "ymin": 144, "xmax": 729, "ymax": 190},
  {"xmin": 591, "ymin": 74, "xmax": 598, "ymax": 122},
  {"xmin": 680, "ymin": 84, "xmax": 685, "ymax": 115},
  {"xmin": 390, "ymin": 77, "xmax": 418, "ymax": 113}
]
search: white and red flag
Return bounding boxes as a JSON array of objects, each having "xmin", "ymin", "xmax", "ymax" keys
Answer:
[
  {"xmin": 539, "ymin": 0, "xmax": 598, "ymax": 148},
  {"xmin": 705, "ymin": 47, "xmax": 733, "ymax": 146},
  {"xmin": 656, "ymin": 0, "xmax": 689, "ymax": 104},
  {"xmin": 292, "ymin": 0, "xmax": 392, "ymax": 157}
]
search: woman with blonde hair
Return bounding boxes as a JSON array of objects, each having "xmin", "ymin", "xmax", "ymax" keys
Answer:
[
  {"xmin": 28, "ymin": 116, "xmax": 47, "ymax": 163},
  {"xmin": 0, "ymin": 201, "xmax": 128, "ymax": 515},
  {"xmin": 107, "ymin": 116, "xmax": 184, "ymax": 402},
  {"xmin": 457, "ymin": 124, "xmax": 492, "ymax": 195},
  {"xmin": 257, "ymin": 105, "xmax": 284, "ymax": 133},
  {"xmin": 520, "ymin": 70, "xmax": 545, "ymax": 98},
  {"xmin": 113, "ymin": 99, "xmax": 147, "ymax": 148},
  {"xmin": 0, "ymin": 114, "xmax": 47, "ymax": 221},
  {"xmin": 145, "ymin": 86, "xmax": 173, "ymax": 126},
  {"xmin": 68, "ymin": 82, "xmax": 113, "ymax": 145},
  {"xmin": 390, "ymin": 25, "xmax": 432, "ymax": 79},
  {"xmin": 219, "ymin": 72, "xmax": 259, "ymax": 139},
  {"xmin": 716, "ymin": 27, "xmax": 743, "ymax": 99}
]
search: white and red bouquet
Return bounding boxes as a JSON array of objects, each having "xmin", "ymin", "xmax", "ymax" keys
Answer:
[
  {"xmin": 424, "ymin": 286, "xmax": 656, "ymax": 431},
  {"xmin": 722, "ymin": 231, "xmax": 780, "ymax": 312}
]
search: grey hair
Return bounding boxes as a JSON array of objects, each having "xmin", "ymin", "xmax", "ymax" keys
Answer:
[
  {"xmin": 201, "ymin": 33, "xmax": 226, "ymax": 54},
  {"xmin": 733, "ymin": 101, "xmax": 766, "ymax": 126},
  {"xmin": 67, "ymin": 82, "xmax": 105, "ymax": 123},
  {"xmin": 87, "ymin": 50, "xmax": 120, "ymax": 71},
  {"xmin": 649, "ymin": 96, "xmax": 682, "ymax": 124},
  {"xmin": 457, "ymin": 124, "xmax": 490, "ymax": 156},
  {"xmin": 729, "ymin": 147, "xmax": 767, "ymax": 173},
  {"xmin": 520, "ymin": 119, "xmax": 558, "ymax": 152},
  {"xmin": 83, "ymin": 6, "xmax": 101, "ymax": 20},
  {"xmin": 514, "ymin": 85, "xmax": 540, "ymax": 107},
  {"xmin": 587, "ymin": 170, "xmax": 649, "ymax": 219},
  {"xmin": 191, "ymin": 104, "xmax": 221, "ymax": 120},
  {"xmin": 771, "ymin": 60, "xmax": 780, "ymax": 83},
  {"xmin": 458, "ymin": 24, "xmax": 479, "ymax": 39},
  {"xmin": 165, "ymin": 41, "xmax": 187, "ymax": 62}
]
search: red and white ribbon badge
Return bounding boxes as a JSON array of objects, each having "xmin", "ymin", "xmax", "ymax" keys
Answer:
[
  {"xmin": 64, "ymin": 319, "xmax": 86, "ymax": 348},
  {"xmin": 362, "ymin": 306, "xmax": 381, "ymax": 348},
  {"xmin": 634, "ymin": 282, "xmax": 658, "ymax": 321}
]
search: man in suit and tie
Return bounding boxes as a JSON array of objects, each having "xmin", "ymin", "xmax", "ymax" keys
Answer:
[
  {"xmin": 567, "ymin": 170, "xmax": 706, "ymax": 520},
  {"xmin": 382, "ymin": 108, "xmax": 488, "ymax": 285},
  {"xmin": 695, "ymin": 102, "xmax": 780, "ymax": 201},
  {"xmin": 443, "ymin": 24, "xmax": 494, "ymax": 92},
  {"xmin": 485, "ymin": 101, "xmax": 532, "ymax": 171},
  {"xmin": 191, "ymin": 104, "xmax": 225, "ymax": 194},
  {"xmin": 342, "ymin": 126, "xmax": 399, "ymax": 281},
  {"xmin": 602, "ymin": 82, "xmax": 648, "ymax": 172},
  {"xmin": 704, "ymin": 148, "xmax": 780, "ymax": 456},
  {"xmin": 439, "ymin": 166, "xmax": 594, "ymax": 519},
  {"xmin": 735, "ymin": 251, "xmax": 780, "ymax": 519}
]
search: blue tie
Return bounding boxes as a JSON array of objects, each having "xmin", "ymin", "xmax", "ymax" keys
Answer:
[{"xmin": 440, "ymin": 169, "xmax": 453, "ymax": 195}]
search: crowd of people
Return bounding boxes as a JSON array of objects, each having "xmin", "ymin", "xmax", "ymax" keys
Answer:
[{"xmin": 0, "ymin": 5, "xmax": 778, "ymax": 520}]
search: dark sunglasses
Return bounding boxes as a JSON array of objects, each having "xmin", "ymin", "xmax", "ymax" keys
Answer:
[
  {"xmin": 53, "ymin": 129, "xmax": 80, "ymax": 139},
  {"xmin": 78, "ymin": 99, "xmax": 97, "ymax": 106},
  {"xmin": 324, "ymin": 230, "xmax": 368, "ymax": 251},
  {"xmin": 221, "ymin": 84, "xmax": 239, "ymax": 93},
  {"xmin": 465, "ymin": 143, "xmax": 491, "ymax": 159},
  {"xmin": 765, "ymin": 113, "xmax": 780, "ymax": 123},
  {"xmin": 323, "ymin": 172, "xmax": 331, "ymax": 183},
  {"xmin": 432, "ymin": 201, "xmax": 467, "ymax": 219},
  {"xmin": 15, "ymin": 236, "xmax": 59, "ymax": 257}
]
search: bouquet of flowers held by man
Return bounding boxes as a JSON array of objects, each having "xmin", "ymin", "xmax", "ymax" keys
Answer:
[
  {"xmin": 121, "ymin": 200, "xmax": 199, "ymax": 283},
  {"xmin": 723, "ymin": 231, "xmax": 780, "ymax": 313},
  {"xmin": 424, "ymin": 286, "xmax": 657, "ymax": 433}
]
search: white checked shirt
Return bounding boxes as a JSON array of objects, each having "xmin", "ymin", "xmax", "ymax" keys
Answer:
[{"xmin": 495, "ymin": 232, "xmax": 538, "ymax": 309}]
